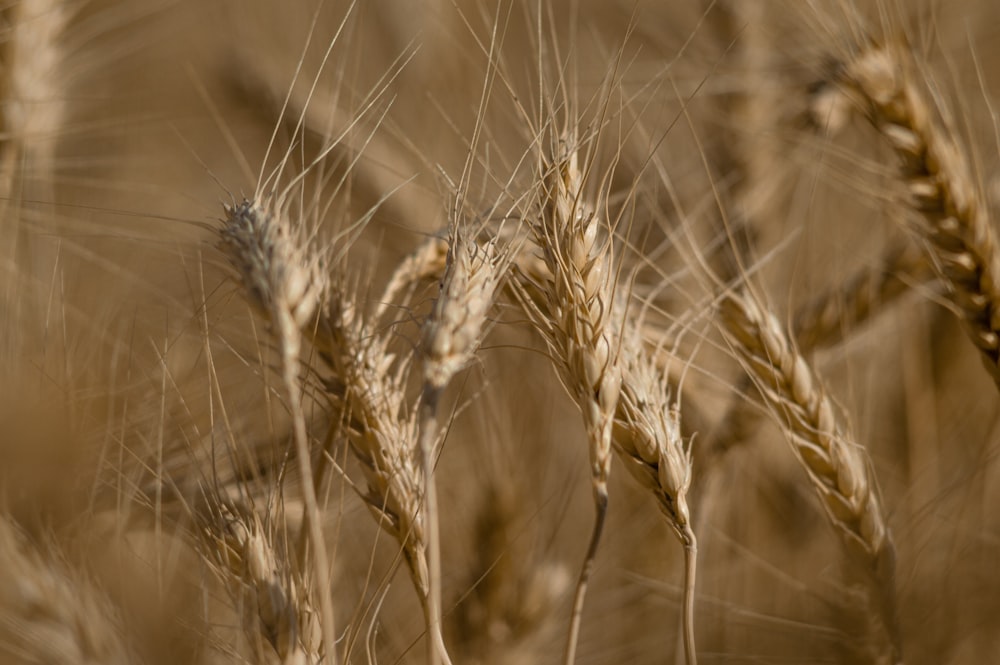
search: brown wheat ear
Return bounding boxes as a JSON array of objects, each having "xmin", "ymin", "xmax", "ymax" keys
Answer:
[
  {"xmin": 719, "ymin": 289, "xmax": 901, "ymax": 665},
  {"xmin": 840, "ymin": 42, "xmax": 1000, "ymax": 390},
  {"xmin": 511, "ymin": 131, "xmax": 622, "ymax": 665}
]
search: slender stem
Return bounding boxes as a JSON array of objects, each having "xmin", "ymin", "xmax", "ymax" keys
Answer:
[
  {"xmin": 418, "ymin": 387, "xmax": 452, "ymax": 665},
  {"xmin": 681, "ymin": 526, "xmax": 698, "ymax": 665},
  {"xmin": 564, "ymin": 486, "xmax": 608, "ymax": 665},
  {"xmin": 276, "ymin": 309, "xmax": 338, "ymax": 664}
]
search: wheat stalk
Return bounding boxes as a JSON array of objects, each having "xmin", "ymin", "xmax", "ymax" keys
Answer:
[
  {"xmin": 839, "ymin": 42, "xmax": 1000, "ymax": 389},
  {"xmin": 719, "ymin": 289, "xmax": 901, "ymax": 664}
]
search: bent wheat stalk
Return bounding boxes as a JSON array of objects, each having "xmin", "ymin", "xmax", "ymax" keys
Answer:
[
  {"xmin": 719, "ymin": 289, "xmax": 901, "ymax": 664},
  {"xmin": 840, "ymin": 43, "xmax": 1000, "ymax": 389}
]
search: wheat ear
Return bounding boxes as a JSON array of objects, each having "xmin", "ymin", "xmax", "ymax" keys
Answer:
[
  {"xmin": 417, "ymin": 226, "xmax": 505, "ymax": 665},
  {"xmin": 0, "ymin": 516, "xmax": 129, "ymax": 665},
  {"xmin": 719, "ymin": 289, "xmax": 901, "ymax": 664},
  {"xmin": 512, "ymin": 133, "xmax": 622, "ymax": 665},
  {"xmin": 0, "ymin": 0, "xmax": 66, "ymax": 200},
  {"xmin": 198, "ymin": 500, "xmax": 321, "ymax": 665},
  {"xmin": 840, "ymin": 43, "xmax": 1000, "ymax": 388},
  {"xmin": 308, "ymin": 276, "xmax": 447, "ymax": 663},
  {"xmin": 708, "ymin": 239, "xmax": 930, "ymax": 462},
  {"xmin": 615, "ymin": 323, "xmax": 698, "ymax": 665},
  {"xmin": 794, "ymin": 240, "xmax": 931, "ymax": 351},
  {"xmin": 0, "ymin": 0, "xmax": 68, "ymax": 325},
  {"xmin": 219, "ymin": 199, "xmax": 338, "ymax": 664}
]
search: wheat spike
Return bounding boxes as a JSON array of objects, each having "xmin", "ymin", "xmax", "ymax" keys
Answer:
[
  {"xmin": 840, "ymin": 43, "xmax": 1000, "ymax": 389},
  {"xmin": 719, "ymin": 289, "xmax": 900, "ymax": 663}
]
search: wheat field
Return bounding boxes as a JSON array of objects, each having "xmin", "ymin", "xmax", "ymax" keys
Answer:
[{"xmin": 3, "ymin": 1, "xmax": 1000, "ymax": 664}]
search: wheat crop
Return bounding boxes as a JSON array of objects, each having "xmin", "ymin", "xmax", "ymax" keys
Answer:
[{"xmin": 4, "ymin": 1, "xmax": 1000, "ymax": 665}]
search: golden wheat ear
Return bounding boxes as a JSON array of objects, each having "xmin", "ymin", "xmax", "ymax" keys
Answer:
[
  {"xmin": 719, "ymin": 289, "xmax": 901, "ymax": 664},
  {"xmin": 839, "ymin": 43, "xmax": 1000, "ymax": 390}
]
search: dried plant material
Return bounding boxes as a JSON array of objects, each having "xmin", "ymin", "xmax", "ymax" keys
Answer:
[
  {"xmin": 220, "ymin": 199, "xmax": 328, "ymax": 332},
  {"xmin": 0, "ymin": 516, "xmax": 129, "ymax": 665},
  {"xmin": 423, "ymin": 228, "xmax": 505, "ymax": 391},
  {"xmin": 219, "ymin": 197, "xmax": 338, "ymax": 664},
  {"xmin": 719, "ymin": 290, "xmax": 900, "ymax": 664},
  {"xmin": 512, "ymin": 132, "xmax": 623, "ymax": 665},
  {"xmin": 793, "ymin": 240, "xmax": 932, "ymax": 351},
  {"xmin": 199, "ymin": 501, "xmax": 322, "ymax": 665},
  {"xmin": 374, "ymin": 234, "xmax": 450, "ymax": 323},
  {"xmin": 308, "ymin": 275, "xmax": 451, "ymax": 663},
  {"xmin": 417, "ymin": 224, "xmax": 506, "ymax": 665},
  {"xmin": 840, "ymin": 43, "xmax": 1000, "ymax": 388},
  {"xmin": 614, "ymin": 324, "xmax": 698, "ymax": 664}
]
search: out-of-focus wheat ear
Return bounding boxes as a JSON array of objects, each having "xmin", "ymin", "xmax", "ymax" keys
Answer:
[
  {"xmin": 794, "ymin": 239, "xmax": 932, "ymax": 351},
  {"xmin": 198, "ymin": 500, "xmax": 321, "ymax": 665},
  {"xmin": 218, "ymin": 199, "xmax": 338, "ymax": 664},
  {"xmin": 839, "ymin": 43, "xmax": 1000, "ymax": 389},
  {"xmin": 0, "ymin": 516, "xmax": 130, "ymax": 665},
  {"xmin": 614, "ymin": 324, "xmax": 698, "ymax": 665},
  {"xmin": 454, "ymin": 481, "xmax": 571, "ymax": 664},
  {"xmin": 0, "ymin": 0, "xmax": 68, "ymax": 324},
  {"xmin": 511, "ymin": 132, "xmax": 622, "ymax": 665},
  {"xmin": 719, "ymin": 289, "xmax": 901, "ymax": 664},
  {"xmin": 416, "ymin": 226, "xmax": 506, "ymax": 665},
  {"xmin": 0, "ymin": 0, "xmax": 67, "ymax": 199}
]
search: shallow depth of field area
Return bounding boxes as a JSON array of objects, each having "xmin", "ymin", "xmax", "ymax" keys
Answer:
[{"xmin": 3, "ymin": 1, "xmax": 1000, "ymax": 664}]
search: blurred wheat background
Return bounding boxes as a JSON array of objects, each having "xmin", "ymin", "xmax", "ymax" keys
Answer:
[{"xmin": 3, "ymin": 1, "xmax": 1000, "ymax": 663}]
